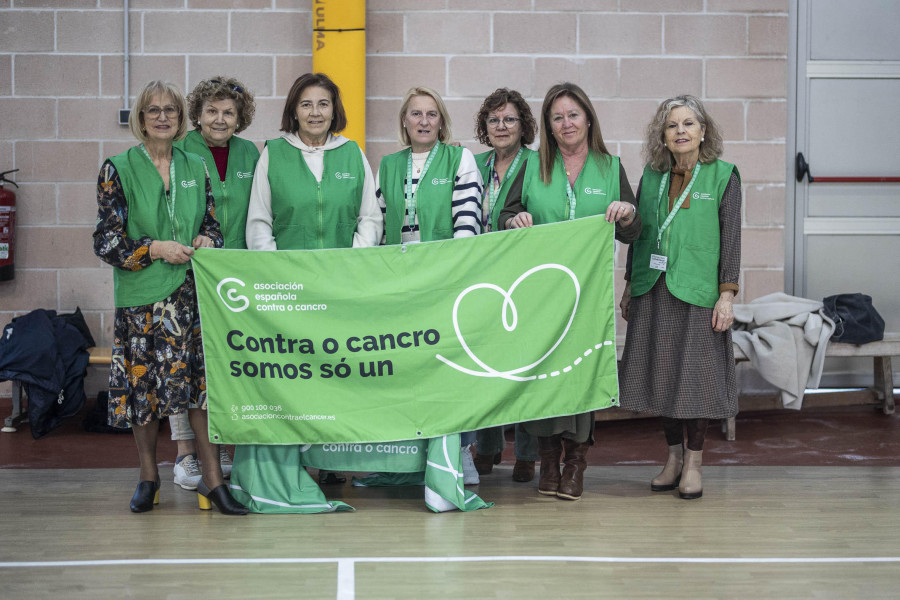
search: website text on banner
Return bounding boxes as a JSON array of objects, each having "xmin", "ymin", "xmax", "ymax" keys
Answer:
[{"xmin": 192, "ymin": 215, "xmax": 619, "ymax": 445}]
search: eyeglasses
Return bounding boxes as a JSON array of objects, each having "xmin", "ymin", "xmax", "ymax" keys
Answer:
[
  {"xmin": 486, "ymin": 116, "xmax": 520, "ymax": 129},
  {"xmin": 143, "ymin": 105, "xmax": 180, "ymax": 119},
  {"xmin": 209, "ymin": 79, "xmax": 243, "ymax": 93}
]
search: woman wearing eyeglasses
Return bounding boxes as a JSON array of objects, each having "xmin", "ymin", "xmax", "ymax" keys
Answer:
[
  {"xmin": 469, "ymin": 88, "xmax": 539, "ymax": 483},
  {"xmin": 93, "ymin": 80, "xmax": 247, "ymax": 515},
  {"xmin": 474, "ymin": 88, "xmax": 538, "ymax": 233},
  {"xmin": 166, "ymin": 76, "xmax": 259, "ymax": 491},
  {"xmin": 498, "ymin": 82, "xmax": 641, "ymax": 502}
]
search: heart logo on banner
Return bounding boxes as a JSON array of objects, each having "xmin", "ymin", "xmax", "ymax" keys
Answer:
[{"xmin": 436, "ymin": 263, "xmax": 580, "ymax": 381}]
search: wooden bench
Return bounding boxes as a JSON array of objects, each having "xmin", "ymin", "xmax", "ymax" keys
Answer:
[
  {"xmin": 6, "ymin": 340, "xmax": 897, "ymax": 438},
  {"xmin": 1, "ymin": 346, "xmax": 111, "ymax": 433},
  {"xmin": 722, "ymin": 334, "xmax": 898, "ymax": 440},
  {"xmin": 601, "ymin": 335, "xmax": 898, "ymax": 441}
]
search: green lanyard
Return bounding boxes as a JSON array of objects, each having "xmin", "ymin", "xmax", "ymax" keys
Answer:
[
  {"xmin": 405, "ymin": 142, "xmax": 440, "ymax": 227},
  {"xmin": 564, "ymin": 178, "xmax": 577, "ymax": 221},
  {"xmin": 559, "ymin": 151, "xmax": 578, "ymax": 221},
  {"xmin": 656, "ymin": 161, "xmax": 701, "ymax": 250},
  {"xmin": 139, "ymin": 143, "xmax": 178, "ymax": 242},
  {"xmin": 486, "ymin": 147, "xmax": 523, "ymax": 221}
]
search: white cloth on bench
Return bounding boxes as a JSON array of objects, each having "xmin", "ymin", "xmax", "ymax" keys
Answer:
[{"xmin": 732, "ymin": 292, "xmax": 836, "ymax": 410}]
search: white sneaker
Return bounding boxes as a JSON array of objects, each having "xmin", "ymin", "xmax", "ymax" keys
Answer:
[
  {"xmin": 219, "ymin": 446, "xmax": 233, "ymax": 479},
  {"xmin": 461, "ymin": 444, "xmax": 480, "ymax": 485},
  {"xmin": 173, "ymin": 454, "xmax": 201, "ymax": 490}
]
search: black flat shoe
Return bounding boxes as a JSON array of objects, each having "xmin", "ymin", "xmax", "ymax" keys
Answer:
[
  {"xmin": 130, "ymin": 476, "xmax": 161, "ymax": 513},
  {"xmin": 197, "ymin": 480, "xmax": 249, "ymax": 515},
  {"xmin": 318, "ymin": 470, "xmax": 347, "ymax": 485}
]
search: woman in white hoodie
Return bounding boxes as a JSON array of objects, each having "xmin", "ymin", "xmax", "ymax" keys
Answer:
[
  {"xmin": 232, "ymin": 73, "xmax": 382, "ymax": 513},
  {"xmin": 246, "ymin": 72, "xmax": 381, "ymax": 251}
]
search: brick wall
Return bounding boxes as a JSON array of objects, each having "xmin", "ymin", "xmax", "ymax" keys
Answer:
[{"xmin": 0, "ymin": 0, "xmax": 788, "ymax": 396}]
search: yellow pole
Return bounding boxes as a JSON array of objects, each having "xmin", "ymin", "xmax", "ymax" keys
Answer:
[{"xmin": 312, "ymin": 0, "xmax": 366, "ymax": 152}]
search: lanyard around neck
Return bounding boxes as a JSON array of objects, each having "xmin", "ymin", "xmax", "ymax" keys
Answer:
[
  {"xmin": 140, "ymin": 143, "xmax": 178, "ymax": 242},
  {"xmin": 405, "ymin": 142, "xmax": 440, "ymax": 226},
  {"xmin": 656, "ymin": 161, "xmax": 701, "ymax": 249},
  {"xmin": 486, "ymin": 147, "xmax": 523, "ymax": 222},
  {"xmin": 558, "ymin": 150, "xmax": 586, "ymax": 221}
]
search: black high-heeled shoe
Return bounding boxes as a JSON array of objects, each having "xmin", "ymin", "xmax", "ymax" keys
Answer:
[
  {"xmin": 130, "ymin": 475, "xmax": 161, "ymax": 513},
  {"xmin": 197, "ymin": 480, "xmax": 249, "ymax": 515}
]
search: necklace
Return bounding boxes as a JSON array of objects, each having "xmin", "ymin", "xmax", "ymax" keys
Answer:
[{"xmin": 563, "ymin": 155, "xmax": 584, "ymax": 178}]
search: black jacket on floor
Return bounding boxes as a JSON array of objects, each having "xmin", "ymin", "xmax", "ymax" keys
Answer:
[{"xmin": 0, "ymin": 308, "xmax": 94, "ymax": 439}]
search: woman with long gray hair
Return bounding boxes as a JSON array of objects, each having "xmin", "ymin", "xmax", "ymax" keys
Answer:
[{"xmin": 619, "ymin": 94, "xmax": 741, "ymax": 500}]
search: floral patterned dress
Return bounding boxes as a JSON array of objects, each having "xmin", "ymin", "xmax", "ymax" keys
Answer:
[{"xmin": 92, "ymin": 159, "xmax": 223, "ymax": 428}]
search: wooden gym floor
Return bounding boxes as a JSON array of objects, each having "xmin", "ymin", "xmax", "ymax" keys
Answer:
[{"xmin": 1, "ymin": 400, "xmax": 900, "ymax": 599}]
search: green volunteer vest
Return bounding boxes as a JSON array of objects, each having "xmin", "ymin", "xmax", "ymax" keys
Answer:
[
  {"xmin": 521, "ymin": 152, "xmax": 621, "ymax": 225},
  {"xmin": 475, "ymin": 147, "xmax": 534, "ymax": 232},
  {"xmin": 630, "ymin": 159, "xmax": 739, "ymax": 308},
  {"xmin": 379, "ymin": 143, "xmax": 464, "ymax": 244},
  {"xmin": 266, "ymin": 138, "xmax": 364, "ymax": 250},
  {"xmin": 108, "ymin": 145, "xmax": 209, "ymax": 308},
  {"xmin": 175, "ymin": 130, "xmax": 259, "ymax": 249}
]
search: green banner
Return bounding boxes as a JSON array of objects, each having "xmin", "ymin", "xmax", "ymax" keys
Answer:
[
  {"xmin": 192, "ymin": 216, "xmax": 620, "ymax": 445},
  {"xmin": 298, "ymin": 440, "xmax": 427, "ymax": 472}
]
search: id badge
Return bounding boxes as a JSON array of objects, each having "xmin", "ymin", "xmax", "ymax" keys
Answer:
[{"xmin": 649, "ymin": 253, "xmax": 667, "ymax": 271}]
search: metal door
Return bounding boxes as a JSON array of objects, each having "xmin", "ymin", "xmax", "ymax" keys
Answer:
[{"xmin": 788, "ymin": 0, "xmax": 900, "ymax": 385}]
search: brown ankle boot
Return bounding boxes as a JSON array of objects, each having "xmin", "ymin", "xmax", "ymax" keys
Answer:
[
  {"xmin": 651, "ymin": 444, "xmax": 683, "ymax": 492},
  {"xmin": 512, "ymin": 460, "xmax": 535, "ymax": 482},
  {"xmin": 473, "ymin": 452, "xmax": 501, "ymax": 475},
  {"xmin": 678, "ymin": 449, "xmax": 703, "ymax": 499},
  {"xmin": 537, "ymin": 435, "xmax": 563, "ymax": 496},
  {"xmin": 557, "ymin": 439, "xmax": 589, "ymax": 501}
]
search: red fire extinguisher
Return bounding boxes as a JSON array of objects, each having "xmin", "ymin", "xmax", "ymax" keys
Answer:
[{"xmin": 0, "ymin": 169, "xmax": 19, "ymax": 282}]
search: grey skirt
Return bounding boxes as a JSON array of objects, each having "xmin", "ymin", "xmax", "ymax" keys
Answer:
[{"xmin": 619, "ymin": 277, "xmax": 737, "ymax": 419}]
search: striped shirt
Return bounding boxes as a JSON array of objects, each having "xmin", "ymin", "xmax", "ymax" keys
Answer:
[{"xmin": 375, "ymin": 147, "xmax": 483, "ymax": 244}]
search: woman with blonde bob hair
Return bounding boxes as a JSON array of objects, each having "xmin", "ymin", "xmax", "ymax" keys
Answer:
[
  {"xmin": 375, "ymin": 85, "xmax": 483, "ymax": 482},
  {"xmin": 377, "ymin": 86, "xmax": 481, "ymax": 245},
  {"xmin": 498, "ymin": 82, "xmax": 641, "ymax": 501},
  {"xmin": 396, "ymin": 86, "xmax": 454, "ymax": 147},
  {"xmin": 619, "ymin": 94, "xmax": 740, "ymax": 501},
  {"xmin": 93, "ymin": 80, "xmax": 247, "ymax": 515},
  {"xmin": 127, "ymin": 81, "xmax": 189, "ymax": 142}
]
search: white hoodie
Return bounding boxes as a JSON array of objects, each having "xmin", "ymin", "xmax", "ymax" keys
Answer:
[{"xmin": 245, "ymin": 132, "xmax": 383, "ymax": 251}]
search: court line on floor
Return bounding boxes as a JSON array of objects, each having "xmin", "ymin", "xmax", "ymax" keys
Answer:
[
  {"xmin": 6, "ymin": 556, "xmax": 899, "ymax": 600},
  {"xmin": 3, "ymin": 555, "xmax": 899, "ymax": 568}
]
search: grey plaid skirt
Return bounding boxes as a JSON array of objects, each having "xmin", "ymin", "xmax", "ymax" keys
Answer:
[{"xmin": 619, "ymin": 277, "xmax": 737, "ymax": 419}]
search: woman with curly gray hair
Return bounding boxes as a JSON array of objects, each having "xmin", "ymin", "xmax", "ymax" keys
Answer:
[
  {"xmin": 176, "ymin": 76, "xmax": 259, "ymax": 249},
  {"xmin": 169, "ymin": 76, "xmax": 259, "ymax": 490},
  {"xmin": 619, "ymin": 94, "xmax": 741, "ymax": 500}
]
